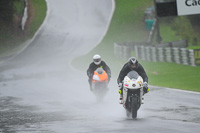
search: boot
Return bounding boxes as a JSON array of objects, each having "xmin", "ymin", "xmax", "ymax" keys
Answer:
[
  {"xmin": 119, "ymin": 94, "xmax": 123, "ymax": 104},
  {"xmin": 141, "ymin": 97, "xmax": 144, "ymax": 104}
]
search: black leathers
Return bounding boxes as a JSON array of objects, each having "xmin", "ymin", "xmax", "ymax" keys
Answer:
[
  {"xmin": 117, "ymin": 62, "xmax": 148, "ymax": 84},
  {"xmin": 87, "ymin": 61, "xmax": 111, "ymax": 82}
]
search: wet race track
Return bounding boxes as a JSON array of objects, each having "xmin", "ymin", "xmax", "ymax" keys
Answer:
[{"xmin": 0, "ymin": 0, "xmax": 200, "ymax": 132}]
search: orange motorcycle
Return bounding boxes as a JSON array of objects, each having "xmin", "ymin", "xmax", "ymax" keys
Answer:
[{"xmin": 92, "ymin": 67, "xmax": 109, "ymax": 101}]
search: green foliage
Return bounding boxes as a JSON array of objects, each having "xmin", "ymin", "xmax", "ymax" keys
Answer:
[
  {"xmin": 0, "ymin": 0, "xmax": 14, "ymax": 25},
  {"xmin": 0, "ymin": 0, "xmax": 47, "ymax": 57},
  {"xmin": 159, "ymin": 23, "xmax": 180, "ymax": 42},
  {"xmin": 13, "ymin": 0, "xmax": 24, "ymax": 16},
  {"xmin": 188, "ymin": 14, "xmax": 200, "ymax": 26},
  {"xmin": 0, "ymin": 0, "xmax": 24, "ymax": 52},
  {"xmin": 171, "ymin": 17, "xmax": 193, "ymax": 41},
  {"xmin": 159, "ymin": 16, "xmax": 200, "ymax": 46}
]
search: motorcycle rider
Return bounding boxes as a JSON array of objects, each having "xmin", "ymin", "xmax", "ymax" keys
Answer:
[
  {"xmin": 117, "ymin": 57, "xmax": 149, "ymax": 104},
  {"xmin": 87, "ymin": 54, "xmax": 111, "ymax": 91}
]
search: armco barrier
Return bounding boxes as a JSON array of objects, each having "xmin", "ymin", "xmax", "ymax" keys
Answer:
[
  {"xmin": 114, "ymin": 41, "xmax": 199, "ymax": 66},
  {"xmin": 114, "ymin": 42, "xmax": 147, "ymax": 60},
  {"xmin": 135, "ymin": 45, "xmax": 198, "ymax": 66},
  {"xmin": 114, "ymin": 43, "xmax": 131, "ymax": 59}
]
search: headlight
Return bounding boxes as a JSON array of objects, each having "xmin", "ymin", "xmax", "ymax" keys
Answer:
[{"xmin": 132, "ymin": 84, "xmax": 136, "ymax": 87}]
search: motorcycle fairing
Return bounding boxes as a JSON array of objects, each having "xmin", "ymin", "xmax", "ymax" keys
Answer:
[
  {"xmin": 122, "ymin": 71, "xmax": 143, "ymax": 109},
  {"xmin": 92, "ymin": 68, "xmax": 108, "ymax": 83},
  {"xmin": 123, "ymin": 72, "xmax": 143, "ymax": 89}
]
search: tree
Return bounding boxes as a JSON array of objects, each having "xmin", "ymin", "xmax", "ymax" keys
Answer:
[{"xmin": 0, "ymin": 0, "xmax": 14, "ymax": 25}]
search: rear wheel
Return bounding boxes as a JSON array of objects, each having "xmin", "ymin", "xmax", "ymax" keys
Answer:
[{"xmin": 131, "ymin": 96, "xmax": 138, "ymax": 119}]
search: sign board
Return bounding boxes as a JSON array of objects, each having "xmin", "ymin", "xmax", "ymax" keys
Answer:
[
  {"xmin": 176, "ymin": 0, "xmax": 200, "ymax": 16},
  {"xmin": 155, "ymin": 0, "xmax": 177, "ymax": 17},
  {"xmin": 194, "ymin": 49, "xmax": 200, "ymax": 66}
]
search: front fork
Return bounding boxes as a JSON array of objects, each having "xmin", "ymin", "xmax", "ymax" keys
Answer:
[
  {"xmin": 130, "ymin": 88, "xmax": 143, "ymax": 105},
  {"xmin": 140, "ymin": 88, "xmax": 144, "ymax": 104},
  {"xmin": 123, "ymin": 88, "xmax": 143, "ymax": 107}
]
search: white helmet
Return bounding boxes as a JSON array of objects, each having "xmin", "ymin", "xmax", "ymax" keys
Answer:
[{"xmin": 93, "ymin": 54, "xmax": 101, "ymax": 65}]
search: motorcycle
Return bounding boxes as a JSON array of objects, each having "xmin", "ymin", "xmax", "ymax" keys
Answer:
[
  {"xmin": 122, "ymin": 70, "xmax": 144, "ymax": 119},
  {"xmin": 91, "ymin": 67, "xmax": 109, "ymax": 102}
]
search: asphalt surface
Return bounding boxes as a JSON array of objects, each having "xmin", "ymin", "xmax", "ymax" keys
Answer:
[{"xmin": 0, "ymin": 0, "xmax": 200, "ymax": 133}]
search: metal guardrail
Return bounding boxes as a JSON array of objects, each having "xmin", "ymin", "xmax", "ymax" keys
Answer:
[
  {"xmin": 114, "ymin": 40, "xmax": 187, "ymax": 59},
  {"xmin": 114, "ymin": 42, "xmax": 147, "ymax": 59},
  {"xmin": 135, "ymin": 45, "xmax": 197, "ymax": 66},
  {"xmin": 114, "ymin": 42, "xmax": 200, "ymax": 66}
]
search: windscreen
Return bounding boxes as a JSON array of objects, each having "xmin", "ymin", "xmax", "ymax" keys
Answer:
[
  {"xmin": 127, "ymin": 71, "xmax": 139, "ymax": 79},
  {"xmin": 96, "ymin": 68, "xmax": 104, "ymax": 74}
]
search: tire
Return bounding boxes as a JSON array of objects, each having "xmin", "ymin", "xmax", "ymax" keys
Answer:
[
  {"xmin": 126, "ymin": 110, "xmax": 131, "ymax": 118},
  {"xmin": 131, "ymin": 96, "xmax": 138, "ymax": 119}
]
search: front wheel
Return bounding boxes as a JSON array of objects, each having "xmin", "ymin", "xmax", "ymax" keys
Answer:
[
  {"xmin": 126, "ymin": 110, "xmax": 131, "ymax": 118},
  {"xmin": 131, "ymin": 96, "xmax": 138, "ymax": 119}
]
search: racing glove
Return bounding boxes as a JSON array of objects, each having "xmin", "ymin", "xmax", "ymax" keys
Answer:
[
  {"xmin": 118, "ymin": 83, "xmax": 122, "ymax": 88},
  {"xmin": 143, "ymin": 82, "xmax": 149, "ymax": 93},
  {"xmin": 118, "ymin": 89, "xmax": 122, "ymax": 94},
  {"xmin": 118, "ymin": 83, "xmax": 122, "ymax": 94}
]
